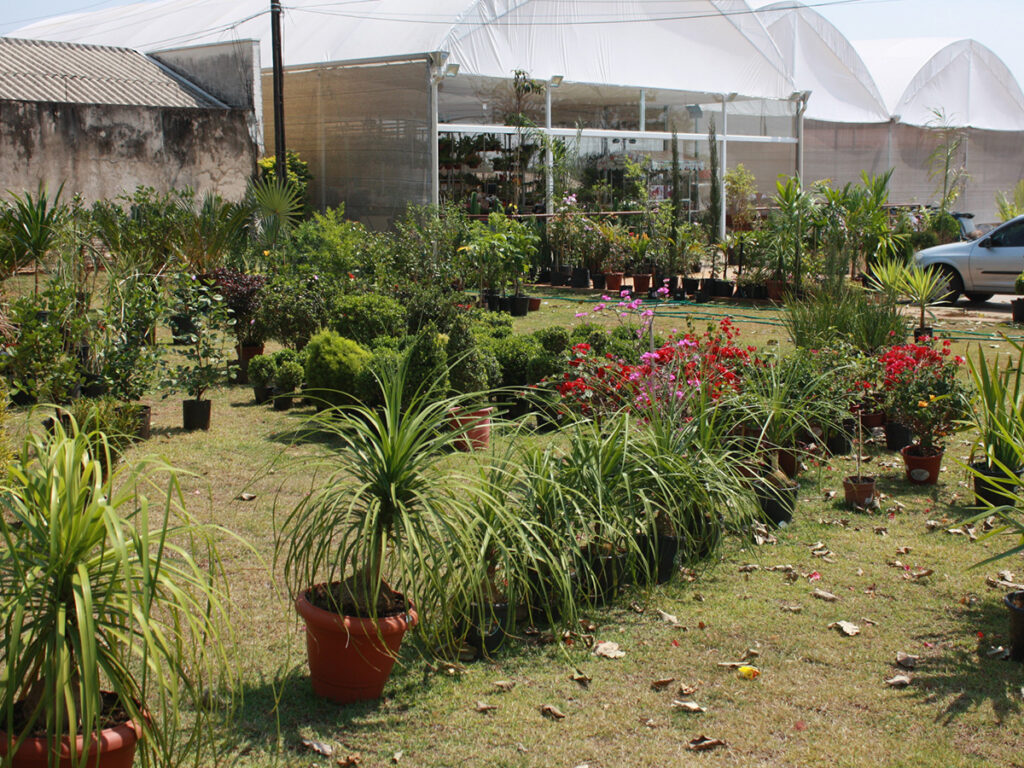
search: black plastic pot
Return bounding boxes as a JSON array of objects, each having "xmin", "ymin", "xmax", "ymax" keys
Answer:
[
  {"xmin": 712, "ymin": 279, "xmax": 734, "ymax": 298},
  {"xmin": 537, "ymin": 268, "xmax": 552, "ymax": 283},
  {"xmin": 635, "ymin": 533, "xmax": 680, "ymax": 584},
  {"xmin": 510, "ymin": 295, "xmax": 530, "ymax": 317},
  {"xmin": 754, "ymin": 479, "xmax": 797, "ymax": 527},
  {"xmin": 168, "ymin": 313, "xmax": 196, "ymax": 344},
  {"xmin": 591, "ymin": 272, "xmax": 606, "ymax": 290},
  {"xmin": 972, "ymin": 461, "xmax": 1020, "ymax": 508},
  {"xmin": 683, "ymin": 278, "xmax": 700, "ymax": 295},
  {"xmin": 913, "ymin": 326, "xmax": 935, "ymax": 343},
  {"xmin": 485, "ymin": 291, "xmax": 500, "ymax": 312},
  {"xmin": 182, "ymin": 399, "xmax": 211, "ymax": 431},
  {"xmin": 582, "ymin": 550, "xmax": 628, "ymax": 603},
  {"xmin": 1013, "ymin": 298, "xmax": 1024, "ymax": 324},
  {"xmin": 550, "ymin": 267, "xmax": 571, "ymax": 287},
  {"xmin": 464, "ymin": 602, "xmax": 511, "ymax": 657},
  {"xmin": 825, "ymin": 418, "xmax": 856, "ymax": 456},
  {"xmin": 273, "ymin": 393, "xmax": 293, "ymax": 411},
  {"xmin": 253, "ymin": 385, "xmax": 273, "ymax": 405},
  {"xmin": 81, "ymin": 373, "xmax": 108, "ymax": 398},
  {"xmin": 884, "ymin": 421, "xmax": 913, "ymax": 452},
  {"xmin": 570, "ymin": 267, "xmax": 591, "ymax": 289},
  {"xmin": 498, "ymin": 296, "xmax": 513, "ymax": 313},
  {"xmin": 1006, "ymin": 591, "xmax": 1024, "ymax": 662}
]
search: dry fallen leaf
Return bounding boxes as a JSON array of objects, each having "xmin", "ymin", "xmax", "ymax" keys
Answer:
[
  {"xmin": 811, "ymin": 588, "xmax": 839, "ymax": 602},
  {"xmin": 657, "ymin": 609, "xmax": 679, "ymax": 625},
  {"xmin": 885, "ymin": 674, "xmax": 911, "ymax": 688},
  {"xmin": 391, "ymin": 751, "xmax": 403, "ymax": 764},
  {"xmin": 873, "ymin": 526, "xmax": 888, "ymax": 536},
  {"xmin": 925, "ymin": 519, "xmax": 943, "ymax": 530},
  {"xmin": 687, "ymin": 735, "xmax": 727, "ymax": 751},
  {"xmin": 829, "ymin": 620, "xmax": 861, "ymax": 637},
  {"xmin": 717, "ymin": 661, "xmax": 745, "ymax": 669},
  {"xmin": 474, "ymin": 701, "xmax": 497, "ymax": 713},
  {"xmin": 236, "ymin": 492, "xmax": 257, "ymax": 501},
  {"xmin": 336, "ymin": 754, "xmax": 361, "ymax": 767},
  {"xmin": 540, "ymin": 704, "xmax": 566, "ymax": 720},
  {"xmin": 738, "ymin": 564, "xmax": 760, "ymax": 572},
  {"xmin": 906, "ymin": 568, "xmax": 934, "ymax": 581},
  {"xmin": 594, "ymin": 641, "xmax": 625, "ymax": 659},
  {"xmin": 780, "ymin": 603, "xmax": 803, "ymax": 613},
  {"xmin": 492, "ymin": 680, "xmax": 515, "ymax": 692},
  {"xmin": 678, "ymin": 683, "xmax": 699, "ymax": 696},
  {"xmin": 651, "ymin": 677, "xmax": 675, "ymax": 691},
  {"xmin": 302, "ymin": 740, "xmax": 333, "ymax": 758},
  {"xmin": 896, "ymin": 652, "xmax": 919, "ymax": 669},
  {"xmin": 740, "ymin": 647, "xmax": 761, "ymax": 660},
  {"xmin": 823, "ymin": 490, "xmax": 837, "ymax": 501},
  {"xmin": 768, "ymin": 564, "xmax": 795, "ymax": 573},
  {"xmin": 671, "ymin": 700, "xmax": 706, "ymax": 712},
  {"xmin": 638, "ymin": 717, "xmax": 657, "ymax": 728},
  {"xmin": 570, "ymin": 669, "xmax": 591, "ymax": 687},
  {"xmin": 896, "ymin": 546, "xmax": 912, "ymax": 555}
]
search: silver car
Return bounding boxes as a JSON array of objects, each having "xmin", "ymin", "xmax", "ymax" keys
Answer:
[{"xmin": 914, "ymin": 214, "xmax": 1024, "ymax": 304}]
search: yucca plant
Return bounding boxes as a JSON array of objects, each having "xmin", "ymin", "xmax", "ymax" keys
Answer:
[
  {"xmin": 900, "ymin": 265, "xmax": 949, "ymax": 332},
  {"xmin": 964, "ymin": 340, "xmax": 1024, "ymax": 473},
  {"xmin": 4, "ymin": 183, "xmax": 67, "ymax": 294},
  {"xmin": 0, "ymin": 425, "xmax": 234, "ymax": 768}
]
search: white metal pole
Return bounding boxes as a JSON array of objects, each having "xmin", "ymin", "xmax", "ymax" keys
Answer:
[
  {"xmin": 720, "ymin": 96, "xmax": 727, "ymax": 241},
  {"xmin": 639, "ymin": 88, "xmax": 646, "ymax": 132},
  {"xmin": 430, "ymin": 72, "xmax": 439, "ymax": 209},
  {"xmin": 546, "ymin": 84, "xmax": 554, "ymax": 214}
]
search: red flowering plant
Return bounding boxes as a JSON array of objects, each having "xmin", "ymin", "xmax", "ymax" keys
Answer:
[{"xmin": 879, "ymin": 339, "xmax": 969, "ymax": 455}]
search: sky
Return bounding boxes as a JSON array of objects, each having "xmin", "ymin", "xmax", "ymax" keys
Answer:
[{"xmin": 1, "ymin": 0, "xmax": 1023, "ymax": 86}]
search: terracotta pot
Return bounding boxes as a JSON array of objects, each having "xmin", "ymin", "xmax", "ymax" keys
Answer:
[
  {"xmin": 632, "ymin": 273, "xmax": 652, "ymax": 293},
  {"xmin": 859, "ymin": 410, "xmax": 885, "ymax": 429},
  {"xmin": 234, "ymin": 344, "xmax": 265, "ymax": 385},
  {"xmin": 1, "ymin": 708, "xmax": 143, "ymax": 768},
  {"xmin": 901, "ymin": 444, "xmax": 942, "ymax": 485},
  {"xmin": 527, "ymin": 297, "xmax": 542, "ymax": 312},
  {"xmin": 295, "ymin": 590, "xmax": 417, "ymax": 703},
  {"xmin": 843, "ymin": 475, "xmax": 876, "ymax": 508},
  {"xmin": 605, "ymin": 272, "xmax": 625, "ymax": 292},
  {"xmin": 449, "ymin": 407, "xmax": 494, "ymax": 451},
  {"xmin": 766, "ymin": 279, "xmax": 786, "ymax": 301}
]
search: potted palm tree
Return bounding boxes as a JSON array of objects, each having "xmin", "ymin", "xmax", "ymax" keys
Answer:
[
  {"xmin": 900, "ymin": 265, "xmax": 948, "ymax": 342},
  {"xmin": 0, "ymin": 426, "xmax": 234, "ymax": 768},
  {"xmin": 277, "ymin": 352, "xmax": 515, "ymax": 702}
]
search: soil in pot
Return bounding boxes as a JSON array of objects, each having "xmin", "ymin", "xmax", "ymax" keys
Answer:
[
  {"xmin": 1006, "ymin": 591, "xmax": 1024, "ymax": 661},
  {"xmin": 296, "ymin": 584, "xmax": 417, "ymax": 703},
  {"xmin": 1, "ymin": 692, "xmax": 143, "ymax": 768},
  {"xmin": 900, "ymin": 444, "xmax": 942, "ymax": 485},
  {"xmin": 843, "ymin": 475, "xmax": 876, "ymax": 508},
  {"xmin": 182, "ymin": 399, "xmax": 211, "ymax": 431}
]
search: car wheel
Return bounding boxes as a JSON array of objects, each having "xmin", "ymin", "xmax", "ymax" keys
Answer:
[
  {"xmin": 964, "ymin": 292, "xmax": 994, "ymax": 305},
  {"xmin": 936, "ymin": 267, "xmax": 963, "ymax": 304}
]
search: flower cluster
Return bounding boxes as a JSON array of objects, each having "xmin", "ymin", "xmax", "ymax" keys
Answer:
[{"xmin": 880, "ymin": 340, "xmax": 967, "ymax": 453}]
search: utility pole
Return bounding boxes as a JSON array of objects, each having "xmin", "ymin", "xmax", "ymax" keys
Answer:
[{"xmin": 271, "ymin": 0, "xmax": 286, "ymax": 180}]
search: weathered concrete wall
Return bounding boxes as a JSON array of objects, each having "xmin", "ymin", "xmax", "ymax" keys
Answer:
[
  {"xmin": 0, "ymin": 99, "xmax": 256, "ymax": 203},
  {"xmin": 153, "ymin": 40, "xmax": 264, "ymax": 153}
]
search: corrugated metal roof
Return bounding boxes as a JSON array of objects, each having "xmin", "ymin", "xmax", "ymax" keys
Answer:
[{"xmin": 0, "ymin": 36, "xmax": 219, "ymax": 108}]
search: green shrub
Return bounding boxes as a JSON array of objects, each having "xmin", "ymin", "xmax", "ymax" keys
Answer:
[
  {"xmin": 527, "ymin": 349, "xmax": 563, "ymax": 384},
  {"xmin": 447, "ymin": 315, "xmax": 489, "ymax": 395},
  {"xmin": 247, "ymin": 354, "xmax": 276, "ymax": 387},
  {"xmin": 258, "ymin": 271, "xmax": 336, "ymax": 349},
  {"xmin": 469, "ymin": 309, "xmax": 514, "ymax": 340},
  {"xmin": 275, "ymin": 360, "xmax": 304, "ymax": 392},
  {"xmin": 357, "ymin": 346, "xmax": 402, "ymax": 409},
  {"xmin": 303, "ymin": 330, "xmax": 372, "ymax": 407},
  {"xmin": 533, "ymin": 326, "xmax": 571, "ymax": 355},
  {"xmin": 493, "ymin": 334, "xmax": 542, "ymax": 388},
  {"xmin": 404, "ymin": 322, "xmax": 449, "ymax": 401},
  {"xmin": 332, "ymin": 293, "xmax": 407, "ymax": 346},
  {"xmin": 398, "ymin": 283, "xmax": 469, "ymax": 334},
  {"xmin": 272, "ymin": 348, "xmax": 305, "ymax": 368}
]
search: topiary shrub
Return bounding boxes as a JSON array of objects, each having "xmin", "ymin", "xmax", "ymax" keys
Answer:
[
  {"xmin": 404, "ymin": 322, "xmax": 449, "ymax": 402},
  {"xmin": 493, "ymin": 334, "xmax": 542, "ymax": 388},
  {"xmin": 274, "ymin": 360, "xmax": 304, "ymax": 393},
  {"xmin": 247, "ymin": 354, "xmax": 276, "ymax": 388},
  {"xmin": 533, "ymin": 326, "xmax": 570, "ymax": 355},
  {"xmin": 332, "ymin": 293, "xmax": 408, "ymax": 346},
  {"xmin": 469, "ymin": 310, "xmax": 514, "ymax": 340},
  {"xmin": 303, "ymin": 330, "xmax": 372, "ymax": 407},
  {"xmin": 446, "ymin": 315, "xmax": 490, "ymax": 396}
]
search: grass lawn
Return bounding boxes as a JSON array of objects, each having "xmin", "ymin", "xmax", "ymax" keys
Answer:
[{"xmin": 14, "ymin": 290, "xmax": 1024, "ymax": 767}]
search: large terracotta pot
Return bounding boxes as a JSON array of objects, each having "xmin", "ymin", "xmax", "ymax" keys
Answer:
[
  {"xmin": 605, "ymin": 272, "xmax": 625, "ymax": 292},
  {"xmin": 234, "ymin": 343, "xmax": 265, "ymax": 385},
  {"xmin": 295, "ymin": 590, "xmax": 418, "ymax": 704},
  {"xmin": 632, "ymin": 273, "xmax": 652, "ymax": 293},
  {"xmin": 449, "ymin": 407, "xmax": 494, "ymax": 451},
  {"xmin": 843, "ymin": 475, "xmax": 876, "ymax": 508},
  {"xmin": 1, "ymin": 708, "xmax": 143, "ymax": 768},
  {"xmin": 901, "ymin": 444, "xmax": 943, "ymax": 485}
]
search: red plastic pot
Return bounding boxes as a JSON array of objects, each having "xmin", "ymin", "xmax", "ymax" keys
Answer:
[
  {"xmin": 843, "ymin": 475, "xmax": 876, "ymax": 508},
  {"xmin": 527, "ymin": 297, "xmax": 542, "ymax": 312},
  {"xmin": 901, "ymin": 444, "xmax": 943, "ymax": 485},
  {"xmin": 605, "ymin": 272, "xmax": 624, "ymax": 292},
  {"xmin": 234, "ymin": 343, "xmax": 265, "ymax": 385},
  {"xmin": 632, "ymin": 273, "xmax": 652, "ymax": 293},
  {"xmin": 295, "ymin": 590, "xmax": 418, "ymax": 703},
  {"xmin": 1, "ymin": 709, "xmax": 143, "ymax": 768},
  {"xmin": 449, "ymin": 407, "xmax": 494, "ymax": 451}
]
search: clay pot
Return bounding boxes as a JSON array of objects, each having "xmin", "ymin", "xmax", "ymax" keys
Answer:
[
  {"xmin": 605, "ymin": 272, "xmax": 625, "ymax": 292},
  {"xmin": 900, "ymin": 444, "xmax": 942, "ymax": 485},
  {"xmin": 449, "ymin": 407, "xmax": 494, "ymax": 451},
  {"xmin": 1, "ymin": 704, "xmax": 143, "ymax": 768},
  {"xmin": 295, "ymin": 589, "xmax": 417, "ymax": 703},
  {"xmin": 843, "ymin": 475, "xmax": 876, "ymax": 508}
]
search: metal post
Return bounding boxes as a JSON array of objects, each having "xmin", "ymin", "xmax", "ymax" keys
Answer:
[
  {"xmin": 430, "ymin": 71, "xmax": 439, "ymax": 209},
  {"xmin": 545, "ymin": 84, "xmax": 553, "ymax": 214},
  {"xmin": 795, "ymin": 92, "xmax": 809, "ymax": 182},
  {"xmin": 719, "ymin": 96, "xmax": 727, "ymax": 241},
  {"xmin": 639, "ymin": 88, "xmax": 646, "ymax": 132},
  {"xmin": 270, "ymin": 0, "xmax": 286, "ymax": 179}
]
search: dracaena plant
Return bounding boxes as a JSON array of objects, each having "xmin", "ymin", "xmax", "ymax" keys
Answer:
[{"xmin": 0, "ymin": 425, "xmax": 235, "ymax": 768}]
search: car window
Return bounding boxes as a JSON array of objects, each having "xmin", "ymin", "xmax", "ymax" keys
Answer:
[{"xmin": 989, "ymin": 220, "xmax": 1024, "ymax": 248}]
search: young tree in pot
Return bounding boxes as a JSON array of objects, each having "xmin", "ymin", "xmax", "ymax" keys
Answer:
[
  {"xmin": 161, "ymin": 275, "xmax": 235, "ymax": 431},
  {"xmin": 208, "ymin": 268, "xmax": 268, "ymax": 384},
  {"xmin": 272, "ymin": 359, "xmax": 303, "ymax": 411},
  {"xmin": 277, "ymin": 352, "xmax": 513, "ymax": 703},
  {"xmin": 246, "ymin": 353, "xmax": 276, "ymax": 405},
  {"xmin": 0, "ymin": 428, "xmax": 235, "ymax": 768}
]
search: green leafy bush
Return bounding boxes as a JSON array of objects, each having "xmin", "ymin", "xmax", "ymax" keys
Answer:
[
  {"xmin": 493, "ymin": 334, "xmax": 542, "ymax": 388},
  {"xmin": 3, "ymin": 283, "xmax": 83, "ymax": 403},
  {"xmin": 332, "ymin": 293, "xmax": 408, "ymax": 346},
  {"xmin": 275, "ymin": 360, "xmax": 304, "ymax": 392},
  {"xmin": 247, "ymin": 354, "xmax": 276, "ymax": 387},
  {"xmin": 405, "ymin": 323, "xmax": 449, "ymax": 401},
  {"xmin": 258, "ymin": 271, "xmax": 336, "ymax": 349},
  {"xmin": 303, "ymin": 331, "xmax": 372, "ymax": 407},
  {"xmin": 447, "ymin": 315, "xmax": 489, "ymax": 396},
  {"xmin": 533, "ymin": 326, "xmax": 571, "ymax": 355}
]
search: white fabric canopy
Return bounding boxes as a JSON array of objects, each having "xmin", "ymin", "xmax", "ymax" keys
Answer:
[
  {"xmin": 856, "ymin": 37, "xmax": 1024, "ymax": 130},
  {"xmin": 756, "ymin": 1, "xmax": 888, "ymax": 123},
  {"xmin": 12, "ymin": 0, "xmax": 793, "ymax": 99}
]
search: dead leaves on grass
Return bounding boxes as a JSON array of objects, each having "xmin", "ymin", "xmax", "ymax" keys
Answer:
[
  {"xmin": 540, "ymin": 703, "xmax": 566, "ymax": 720},
  {"xmin": 811, "ymin": 588, "xmax": 839, "ymax": 602},
  {"xmin": 593, "ymin": 641, "xmax": 625, "ymax": 659},
  {"xmin": 687, "ymin": 735, "xmax": 727, "ymax": 752},
  {"xmin": 828, "ymin": 620, "xmax": 861, "ymax": 637},
  {"xmin": 671, "ymin": 700, "xmax": 706, "ymax": 713}
]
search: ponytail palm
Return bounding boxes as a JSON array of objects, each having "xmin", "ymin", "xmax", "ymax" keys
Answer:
[{"xmin": 0, "ymin": 426, "xmax": 234, "ymax": 768}]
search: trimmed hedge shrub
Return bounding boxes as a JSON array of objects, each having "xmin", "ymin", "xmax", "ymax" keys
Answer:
[
  {"xmin": 332, "ymin": 293, "xmax": 408, "ymax": 346},
  {"xmin": 247, "ymin": 354, "xmax": 276, "ymax": 388},
  {"xmin": 404, "ymin": 322, "xmax": 449, "ymax": 401},
  {"xmin": 493, "ymin": 334, "xmax": 542, "ymax": 388},
  {"xmin": 303, "ymin": 330, "xmax": 372, "ymax": 407},
  {"xmin": 447, "ymin": 315, "xmax": 489, "ymax": 395}
]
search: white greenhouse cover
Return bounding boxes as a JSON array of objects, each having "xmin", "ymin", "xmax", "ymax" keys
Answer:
[
  {"xmin": 856, "ymin": 38, "xmax": 1024, "ymax": 131},
  {"xmin": 756, "ymin": 1, "xmax": 887, "ymax": 123},
  {"xmin": 11, "ymin": 0, "xmax": 793, "ymax": 99}
]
